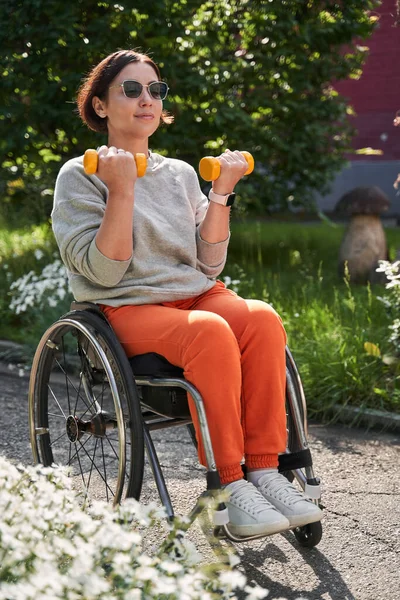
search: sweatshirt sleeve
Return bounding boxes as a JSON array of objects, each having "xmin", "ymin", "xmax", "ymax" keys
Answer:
[
  {"xmin": 192, "ymin": 170, "xmax": 230, "ymax": 278},
  {"xmin": 52, "ymin": 158, "xmax": 132, "ymax": 287}
]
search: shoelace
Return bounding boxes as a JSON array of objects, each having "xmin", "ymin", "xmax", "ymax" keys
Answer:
[
  {"xmin": 227, "ymin": 480, "xmax": 276, "ymax": 516},
  {"xmin": 259, "ymin": 473, "xmax": 309, "ymax": 507}
]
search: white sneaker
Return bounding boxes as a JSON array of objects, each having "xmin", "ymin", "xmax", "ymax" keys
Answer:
[
  {"xmin": 256, "ymin": 472, "xmax": 323, "ymax": 528},
  {"xmin": 224, "ymin": 479, "xmax": 290, "ymax": 537}
]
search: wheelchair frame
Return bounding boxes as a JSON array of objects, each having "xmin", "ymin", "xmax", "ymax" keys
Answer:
[{"xmin": 28, "ymin": 303, "xmax": 323, "ymax": 547}]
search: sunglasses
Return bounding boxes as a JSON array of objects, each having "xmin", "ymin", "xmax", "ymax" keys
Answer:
[{"xmin": 109, "ymin": 80, "xmax": 169, "ymax": 100}]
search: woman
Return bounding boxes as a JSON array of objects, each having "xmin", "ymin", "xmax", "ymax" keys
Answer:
[{"xmin": 52, "ymin": 49, "xmax": 322, "ymax": 537}]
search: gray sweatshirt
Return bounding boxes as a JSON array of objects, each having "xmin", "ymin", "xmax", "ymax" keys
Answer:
[{"xmin": 52, "ymin": 152, "xmax": 230, "ymax": 306}]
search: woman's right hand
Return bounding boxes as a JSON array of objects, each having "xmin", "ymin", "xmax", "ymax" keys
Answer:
[{"xmin": 96, "ymin": 145, "xmax": 137, "ymax": 195}]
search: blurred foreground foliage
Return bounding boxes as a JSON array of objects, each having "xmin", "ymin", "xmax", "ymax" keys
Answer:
[{"xmin": 1, "ymin": 0, "xmax": 377, "ymax": 225}]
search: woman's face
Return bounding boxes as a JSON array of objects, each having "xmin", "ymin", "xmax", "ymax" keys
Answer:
[{"xmin": 96, "ymin": 61, "xmax": 164, "ymax": 140}]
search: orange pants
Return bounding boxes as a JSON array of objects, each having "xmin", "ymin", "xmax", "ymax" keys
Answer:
[{"xmin": 101, "ymin": 280, "xmax": 287, "ymax": 484}]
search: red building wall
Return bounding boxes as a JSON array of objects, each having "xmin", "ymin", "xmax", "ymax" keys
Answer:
[{"xmin": 334, "ymin": 0, "xmax": 400, "ymax": 161}]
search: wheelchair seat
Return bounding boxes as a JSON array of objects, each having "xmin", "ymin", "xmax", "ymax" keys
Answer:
[
  {"xmin": 127, "ymin": 353, "xmax": 189, "ymax": 419},
  {"xmin": 129, "ymin": 352, "xmax": 184, "ymax": 377}
]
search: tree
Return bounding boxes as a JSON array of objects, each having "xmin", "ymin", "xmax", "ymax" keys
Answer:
[{"xmin": 0, "ymin": 0, "xmax": 377, "ymax": 224}]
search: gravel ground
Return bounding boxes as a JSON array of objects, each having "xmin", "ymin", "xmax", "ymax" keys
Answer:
[{"xmin": 1, "ymin": 366, "xmax": 399, "ymax": 600}]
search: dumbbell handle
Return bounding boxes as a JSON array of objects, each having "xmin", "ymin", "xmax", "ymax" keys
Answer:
[
  {"xmin": 199, "ymin": 151, "xmax": 254, "ymax": 181},
  {"xmin": 83, "ymin": 149, "xmax": 147, "ymax": 177}
]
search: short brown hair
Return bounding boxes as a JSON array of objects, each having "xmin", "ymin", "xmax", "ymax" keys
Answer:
[{"xmin": 76, "ymin": 50, "xmax": 173, "ymax": 133}]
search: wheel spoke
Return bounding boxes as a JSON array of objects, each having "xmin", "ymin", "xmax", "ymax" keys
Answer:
[
  {"xmin": 48, "ymin": 412, "xmax": 67, "ymax": 419},
  {"xmin": 104, "ymin": 433, "xmax": 119, "ymax": 460},
  {"xmin": 74, "ymin": 363, "xmax": 85, "ymax": 416},
  {"xmin": 107, "ymin": 430, "xmax": 131, "ymax": 446},
  {"xmin": 78, "ymin": 437, "xmax": 115, "ymax": 498},
  {"xmin": 75, "ymin": 445, "xmax": 88, "ymax": 493},
  {"xmin": 106, "ymin": 433, "xmax": 131, "ymax": 482},
  {"xmin": 87, "ymin": 437, "xmax": 99, "ymax": 490},
  {"xmin": 49, "ymin": 430, "xmax": 68, "ymax": 448},
  {"xmin": 101, "ymin": 439, "xmax": 109, "ymax": 502},
  {"xmin": 79, "ymin": 399, "xmax": 101, "ymax": 420},
  {"xmin": 80, "ymin": 379, "xmax": 103, "ymax": 420},
  {"xmin": 101, "ymin": 375, "xmax": 107, "ymax": 412},
  {"xmin": 68, "ymin": 434, "xmax": 93, "ymax": 465},
  {"xmin": 53, "ymin": 357, "xmax": 93, "ymax": 415},
  {"xmin": 61, "ymin": 336, "xmax": 72, "ymax": 416},
  {"xmin": 47, "ymin": 384, "xmax": 67, "ymax": 419},
  {"xmin": 74, "ymin": 336, "xmax": 93, "ymax": 415}
]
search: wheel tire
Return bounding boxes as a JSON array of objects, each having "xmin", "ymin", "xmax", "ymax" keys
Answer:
[
  {"xmin": 29, "ymin": 310, "xmax": 144, "ymax": 505},
  {"xmin": 286, "ymin": 348, "xmax": 307, "ymax": 454},
  {"xmin": 281, "ymin": 348, "xmax": 307, "ymax": 483},
  {"xmin": 293, "ymin": 520, "xmax": 323, "ymax": 548}
]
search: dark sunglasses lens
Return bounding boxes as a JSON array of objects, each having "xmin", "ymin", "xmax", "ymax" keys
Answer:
[
  {"xmin": 149, "ymin": 82, "xmax": 168, "ymax": 100},
  {"xmin": 123, "ymin": 81, "xmax": 142, "ymax": 98}
]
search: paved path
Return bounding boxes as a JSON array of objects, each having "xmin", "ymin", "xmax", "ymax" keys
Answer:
[{"xmin": 1, "ymin": 366, "xmax": 399, "ymax": 600}]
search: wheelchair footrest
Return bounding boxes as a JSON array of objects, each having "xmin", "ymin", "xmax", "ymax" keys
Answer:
[{"xmin": 278, "ymin": 449, "xmax": 313, "ymax": 472}]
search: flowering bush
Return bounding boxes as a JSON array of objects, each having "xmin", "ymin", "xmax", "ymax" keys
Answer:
[
  {"xmin": 376, "ymin": 260, "xmax": 400, "ymax": 355},
  {"xmin": 9, "ymin": 259, "xmax": 71, "ymax": 315},
  {"xmin": 0, "ymin": 456, "xmax": 271, "ymax": 600}
]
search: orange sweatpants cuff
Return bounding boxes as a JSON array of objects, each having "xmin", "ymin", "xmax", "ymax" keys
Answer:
[
  {"xmin": 245, "ymin": 453, "xmax": 279, "ymax": 470},
  {"xmin": 219, "ymin": 463, "xmax": 245, "ymax": 485}
]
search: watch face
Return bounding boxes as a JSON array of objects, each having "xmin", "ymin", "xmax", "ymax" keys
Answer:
[{"xmin": 226, "ymin": 193, "xmax": 236, "ymax": 207}]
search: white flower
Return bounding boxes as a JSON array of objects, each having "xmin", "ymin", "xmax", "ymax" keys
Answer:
[
  {"xmin": 160, "ymin": 560, "xmax": 184, "ymax": 574},
  {"xmin": 34, "ymin": 249, "xmax": 44, "ymax": 260},
  {"xmin": 47, "ymin": 296, "xmax": 58, "ymax": 307},
  {"xmin": 219, "ymin": 569, "xmax": 247, "ymax": 590},
  {"xmin": 244, "ymin": 584, "xmax": 269, "ymax": 599},
  {"xmin": 228, "ymin": 552, "xmax": 241, "ymax": 567},
  {"xmin": 137, "ymin": 554, "xmax": 154, "ymax": 566},
  {"xmin": 123, "ymin": 591, "xmax": 142, "ymax": 600},
  {"xmin": 135, "ymin": 565, "xmax": 159, "ymax": 581},
  {"xmin": 9, "ymin": 259, "xmax": 71, "ymax": 314}
]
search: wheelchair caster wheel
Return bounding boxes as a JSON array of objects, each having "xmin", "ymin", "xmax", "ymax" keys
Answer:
[{"xmin": 293, "ymin": 520, "xmax": 322, "ymax": 548}]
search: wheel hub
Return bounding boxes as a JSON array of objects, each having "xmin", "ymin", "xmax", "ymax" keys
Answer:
[
  {"xmin": 65, "ymin": 413, "xmax": 117, "ymax": 442},
  {"xmin": 66, "ymin": 415, "xmax": 82, "ymax": 443}
]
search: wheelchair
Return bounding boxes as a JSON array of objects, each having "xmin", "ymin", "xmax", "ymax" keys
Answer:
[{"xmin": 28, "ymin": 301, "xmax": 323, "ymax": 548}]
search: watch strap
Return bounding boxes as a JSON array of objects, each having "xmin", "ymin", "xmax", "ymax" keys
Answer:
[{"xmin": 208, "ymin": 189, "xmax": 236, "ymax": 206}]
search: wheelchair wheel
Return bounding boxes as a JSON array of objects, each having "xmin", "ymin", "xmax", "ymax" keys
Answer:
[{"xmin": 29, "ymin": 310, "xmax": 144, "ymax": 505}]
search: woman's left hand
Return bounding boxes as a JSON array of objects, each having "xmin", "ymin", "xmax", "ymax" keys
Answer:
[{"xmin": 212, "ymin": 150, "xmax": 249, "ymax": 195}]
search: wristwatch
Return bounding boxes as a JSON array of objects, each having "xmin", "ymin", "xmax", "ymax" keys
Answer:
[{"xmin": 208, "ymin": 189, "xmax": 236, "ymax": 207}]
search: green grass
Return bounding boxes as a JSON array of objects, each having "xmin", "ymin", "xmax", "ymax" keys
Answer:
[
  {"xmin": 1, "ymin": 219, "xmax": 400, "ymax": 417},
  {"xmin": 225, "ymin": 220, "xmax": 400, "ymax": 417}
]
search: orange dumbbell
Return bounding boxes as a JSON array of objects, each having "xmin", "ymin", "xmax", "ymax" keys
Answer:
[
  {"xmin": 83, "ymin": 149, "xmax": 147, "ymax": 177},
  {"xmin": 199, "ymin": 151, "xmax": 254, "ymax": 181}
]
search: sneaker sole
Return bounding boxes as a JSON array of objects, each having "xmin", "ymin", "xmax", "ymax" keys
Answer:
[
  {"xmin": 287, "ymin": 510, "xmax": 323, "ymax": 529},
  {"xmin": 226, "ymin": 517, "xmax": 290, "ymax": 537}
]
